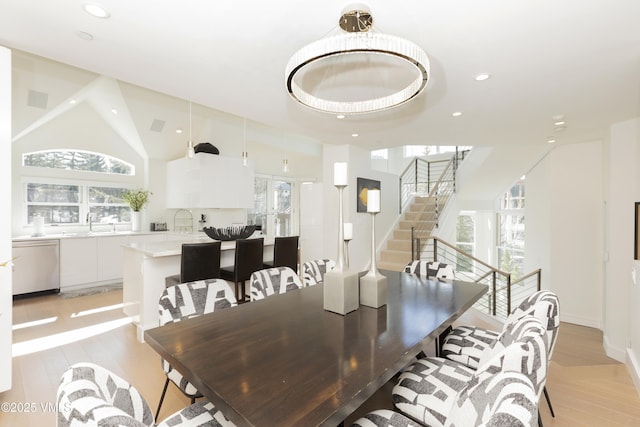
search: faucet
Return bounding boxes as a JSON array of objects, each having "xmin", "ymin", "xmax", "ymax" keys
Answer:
[{"xmin": 86, "ymin": 212, "xmax": 94, "ymax": 232}]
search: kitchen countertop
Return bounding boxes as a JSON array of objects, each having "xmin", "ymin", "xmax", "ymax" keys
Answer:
[
  {"xmin": 124, "ymin": 235, "xmax": 272, "ymax": 258},
  {"xmin": 12, "ymin": 230, "xmax": 162, "ymax": 242}
]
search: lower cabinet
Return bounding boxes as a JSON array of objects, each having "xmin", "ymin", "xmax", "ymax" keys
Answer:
[
  {"xmin": 60, "ymin": 237, "xmax": 98, "ymax": 288},
  {"xmin": 60, "ymin": 233, "xmax": 167, "ymax": 290},
  {"xmin": 97, "ymin": 235, "xmax": 130, "ymax": 282}
]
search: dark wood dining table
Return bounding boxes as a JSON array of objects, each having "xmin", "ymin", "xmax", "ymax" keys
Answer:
[{"xmin": 144, "ymin": 269, "xmax": 487, "ymax": 426}]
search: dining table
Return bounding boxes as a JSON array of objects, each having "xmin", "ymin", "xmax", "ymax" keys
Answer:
[{"xmin": 144, "ymin": 269, "xmax": 487, "ymax": 426}]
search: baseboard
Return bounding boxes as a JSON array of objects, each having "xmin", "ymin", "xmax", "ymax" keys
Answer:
[
  {"xmin": 560, "ymin": 313, "xmax": 602, "ymax": 330},
  {"xmin": 603, "ymin": 334, "xmax": 626, "ymax": 363},
  {"xmin": 626, "ymin": 348, "xmax": 640, "ymax": 396}
]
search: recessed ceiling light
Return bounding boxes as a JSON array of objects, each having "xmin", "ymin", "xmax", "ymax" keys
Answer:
[
  {"xmin": 69, "ymin": 99, "xmax": 77, "ymax": 104},
  {"xmin": 352, "ymin": 133, "xmax": 359, "ymax": 137},
  {"xmin": 452, "ymin": 111, "xmax": 462, "ymax": 117},
  {"xmin": 336, "ymin": 114, "xmax": 345, "ymax": 119},
  {"xmin": 475, "ymin": 73, "xmax": 490, "ymax": 81},
  {"xmin": 176, "ymin": 128, "xmax": 183, "ymax": 134},
  {"xmin": 83, "ymin": 3, "xmax": 110, "ymax": 18},
  {"xmin": 547, "ymin": 138, "xmax": 556, "ymax": 144},
  {"xmin": 554, "ymin": 120, "xmax": 565, "ymax": 126},
  {"xmin": 76, "ymin": 31, "xmax": 94, "ymax": 41},
  {"xmin": 111, "ymin": 108, "xmax": 118, "ymax": 115}
]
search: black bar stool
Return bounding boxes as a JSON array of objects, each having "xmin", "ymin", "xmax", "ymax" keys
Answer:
[
  {"xmin": 264, "ymin": 235, "xmax": 299, "ymax": 273},
  {"xmin": 220, "ymin": 237, "xmax": 264, "ymax": 302},
  {"xmin": 165, "ymin": 241, "xmax": 221, "ymax": 287}
]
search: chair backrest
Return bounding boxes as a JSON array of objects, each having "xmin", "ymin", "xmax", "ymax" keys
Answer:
[
  {"xmin": 180, "ymin": 241, "xmax": 221, "ymax": 282},
  {"xmin": 273, "ymin": 236, "xmax": 299, "ymax": 272},
  {"xmin": 477, "ymin": 315, "xmax": 549, "ymax": 400},
  {"xmin": 159, "ymin": 279, "xmax": 237, "ymax": 327},
  {"xmin": 233, "ymin": 237, "xmax": 264, "ymax": 282},
  {"xmin": 448, "ymin": 371, "xmax": 538, "ymax": 427},
  {"xmin": 447, "ymin": 316, "xmax": 547, "ymax": 427},
  {"xmin": 404, "ymin": 260, "xmax": 456, "ymax": 280},
  {"xmin": 250, "ymin": 266, "xmax": 303, "ymax": 301},
  {"xmin": 57, "ymin": 362, "xmax": 154, "ymax": 427},
  {"xmin": 301, "ymin": 259, "xmax": 336, "ymax": 286},
  {"xmin": 506, "ymin": 290, "xmax": 560, "ymax": 361}
]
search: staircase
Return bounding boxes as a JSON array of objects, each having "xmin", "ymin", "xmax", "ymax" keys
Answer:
[{"xmin": 378, "ymin": 196, "xmax": 439, "ymax": 272}]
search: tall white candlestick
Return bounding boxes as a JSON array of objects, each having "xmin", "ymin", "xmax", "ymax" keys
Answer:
[
  {"xmin": 367, "ymin": 189, "xmax": 380, "ymax": 213},
  {"xmin": 334, "ymin": 162, "xmax": 348, "ymax": 186},
  {"xmin": 343, "ymin": 222, "xmax": 353, "ymax": 241}
]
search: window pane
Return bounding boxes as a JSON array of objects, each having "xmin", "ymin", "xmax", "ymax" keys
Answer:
[
  {"xmin": 371, "ymin": 149, "xmax": 388, "ymax": 160},
  {"xmin": 89, "ymin": 206, "xmax": 131, "ymax": 223},
  {"xmin": 273, "ymin": 181, "xmax": 291, "ymax": 236},
  {"xmin": 23, "ymin": 150, "xmax": 134, "ymax": 175},
  {"xmin": 89, "ymin": 186, "xmax": 126, "ymax": 204},
  {"xmin": 28, "ymin": 205, "xmax": 79, "ymax": 224},
  {"xmin": 27, "ymin": 183, "xmax": 80, "ymax": 203}
]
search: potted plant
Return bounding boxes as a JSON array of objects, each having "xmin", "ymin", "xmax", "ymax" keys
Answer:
[{"xmin": 122, "ymin": 189, "xmax": 151, "ymax": 231}]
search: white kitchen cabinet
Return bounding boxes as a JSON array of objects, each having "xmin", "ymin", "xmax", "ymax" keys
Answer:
[
  {"xmin": 60, "ymin": 233, "xmax": 168, "ymax": 289},
  {"xmin": 166, "ymin": 154, "xmax": 254, "ymax": 208},
  {"xmin": 97, "ymin": 235, "xmax": 130, "ymax": 282},
  {"xmin": 60, "ymin": 237, "xmax": 98, "ymax": 288}
]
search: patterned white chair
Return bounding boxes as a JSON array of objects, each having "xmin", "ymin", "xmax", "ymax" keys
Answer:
[
  {"xmin": 156, "ymin": 279, "xmax": 237, "ymax": 421},
  {"xmin": 404, "ymin": 260, "xmax": 455, "ymax": 280},
  {"xmin": 440, "ymin": 290, "xmax": 560, "ymax": 417},
  {"xmin": 250, "ymin": 266, "xmax": 303, "ymax": 301},
  {"xmin": 353, "ymin": 371, "xmax": 539, "ymax": 427},
  {"xmin": 301, "ymin": 258, "xmax": 336, "ymax": 287},
  {"xmin": 392, "ymin": 315, "xmax": 548, "ymax": 427},
  {"xmin": 57, "ymin": 362, "xmax": 235, "ymax": 427}
]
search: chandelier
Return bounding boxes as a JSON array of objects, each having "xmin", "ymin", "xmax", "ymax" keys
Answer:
[{"xmin": 285, "ymin": 4, "xmax": 430, "ymax": 115}]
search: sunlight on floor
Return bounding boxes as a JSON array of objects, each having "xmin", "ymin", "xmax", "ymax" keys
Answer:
[
  {"xmin": 12, "ymin": 317, "xmax": 132, "ymax": 357},
  {"xmin": 12, "ymin": 316, "xmax": 58, "ymax": 331},
  {"xmin": 71, "ymin": 302, "xmax": 124, "ymax": 318}
]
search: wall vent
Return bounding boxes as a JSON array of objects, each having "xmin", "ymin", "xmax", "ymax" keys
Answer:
[
  {"xmin": 27, "ymin": 90, "xmax": 48, "ymax": 109},
  {"xmin": 150, "ymin": 119, "xmax": 165, "ymax": 132}
]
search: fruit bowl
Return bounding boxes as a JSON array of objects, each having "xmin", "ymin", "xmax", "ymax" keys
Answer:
[{"xmin": 203, "ymin": 225, "xmax": 256, "ymax": 241}]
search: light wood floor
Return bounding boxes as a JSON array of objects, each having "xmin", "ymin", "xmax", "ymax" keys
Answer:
[{"xmin": 1, "ymin": 289, "xmax": 639, "ymax": 426}]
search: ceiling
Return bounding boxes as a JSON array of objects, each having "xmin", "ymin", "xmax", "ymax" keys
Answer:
[{"xmin": 1, "ymin": 0, "xmax": 640, "ymax": 157}]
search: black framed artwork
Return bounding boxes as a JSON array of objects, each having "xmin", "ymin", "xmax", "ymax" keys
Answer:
[
  {"xmin": 635, "ymin": 202, "xmax": 640, "ymax": 260},
  {"xmin": 357, "ymin": 177, "xmax": 381, "ymax": 212}
]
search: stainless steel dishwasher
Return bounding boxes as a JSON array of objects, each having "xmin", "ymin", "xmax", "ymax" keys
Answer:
[{"xmin": 12, "ymin": 239, "xmax": 60, "ymax": 296}]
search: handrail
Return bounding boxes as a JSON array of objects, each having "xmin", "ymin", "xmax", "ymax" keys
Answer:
[{"xmin": 412, "ymin": 235, "xmax": 541, "ymax": 317}]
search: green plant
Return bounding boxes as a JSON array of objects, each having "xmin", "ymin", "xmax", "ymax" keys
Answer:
[{"xmin": 122, "ymin": 189, "xmax": 151, "ymax": 211}]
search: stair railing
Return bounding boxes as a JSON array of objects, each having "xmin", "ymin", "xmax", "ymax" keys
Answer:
[{"xmin": 411, "ymin": 235, "xmax": 542, "ymax": 318}]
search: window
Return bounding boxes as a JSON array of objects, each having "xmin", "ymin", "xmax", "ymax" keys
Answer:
[
  {"xmin": 496, "ymin": 178, "xmax": 525, "ymax": 279},
  {"xmin": 248, "ymin": 176, "xmax": 294, "ymax": 237},
  {"xmin": 370, "ymin": 149, "xmax": 388, "ymax": 160},
  {"xmin": 23, "ymin": 150, "xmax": 134, "ymax": 175},
  {"xmin": 25, "ymin": 182, "xmax": 131, "ymax": 225},
  {"xmin": 26, "ymin": 183, "xmax": 80, "ymax": 224},
  {"xmin": 403, "ymin": 145, "xmax": 429, "ymax": 158},
  {"xmin": 456, "ymin": 213, "xmax": 475, "ymax": 273}
]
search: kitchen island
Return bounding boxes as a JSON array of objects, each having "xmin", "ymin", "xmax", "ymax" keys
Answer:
[{"xmin": 122, "ymin": 236, "xmax": 273, "ymax": 341}]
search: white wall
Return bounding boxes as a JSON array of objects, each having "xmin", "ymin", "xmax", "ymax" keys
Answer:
[
  {"xmin": 605, "ymin": 120, "xmax": 636, "ymax": 360},
  {"xmin": 323, "ymin": 145, "xmax": 399, "ymax": 272},
  {"xmin": 527, "ymin": 141, "xmax": 604, "ymax": 329},
  {"xmin": 0, "ymin": 46, "xmax": 13, "ymax": 392},
  {"xmin": 607, "ymin": 119, "xmax": 640, "ymax": 373}
]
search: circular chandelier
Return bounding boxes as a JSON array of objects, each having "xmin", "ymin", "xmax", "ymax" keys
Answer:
[{"xmin": 285, "ymin": 5, "xmax": 430, "ymax": 115}]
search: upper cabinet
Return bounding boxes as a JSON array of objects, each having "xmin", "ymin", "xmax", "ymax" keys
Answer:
[{"xmin": 166, "ymin": 154, "xmax": 254, "ymax": 209}]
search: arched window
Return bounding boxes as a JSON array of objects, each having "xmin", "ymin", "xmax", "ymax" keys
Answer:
[{"xmin": 23, "ymin": 150, "xmax": 134, "ymax": 175}]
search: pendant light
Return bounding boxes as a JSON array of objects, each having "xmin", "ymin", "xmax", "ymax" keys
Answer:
[
  {"xmin": 242, "ymin": 118, "xmax": 248, "ymax": 166},
  {"xmin": 186, "ymin": 101, "xmax": 195, "ymax": 159}
]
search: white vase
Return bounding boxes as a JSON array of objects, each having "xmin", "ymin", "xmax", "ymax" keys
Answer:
[{"xmin": 131, "ymin": 211, "xmax": 141, "ymax": 232}]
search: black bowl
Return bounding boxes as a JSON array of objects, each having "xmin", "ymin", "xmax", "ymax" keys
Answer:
[{"xmin": 203, "ymin": 225, "xmax": 256, "ymax": 241}]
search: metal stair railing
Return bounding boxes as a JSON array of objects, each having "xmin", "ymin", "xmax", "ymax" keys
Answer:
[{"xmin": 411, "ymin": 235, "xmax": 542, "ymax": 318}]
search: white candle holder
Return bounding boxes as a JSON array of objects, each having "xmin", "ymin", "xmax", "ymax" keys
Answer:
[
  {"xmin": 359, "ymin": 209, "xmax": 387, "ymax": 308},
  {"xmin": 323, "ymin": 168, "xmax": 359, "ymax": 315}
]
